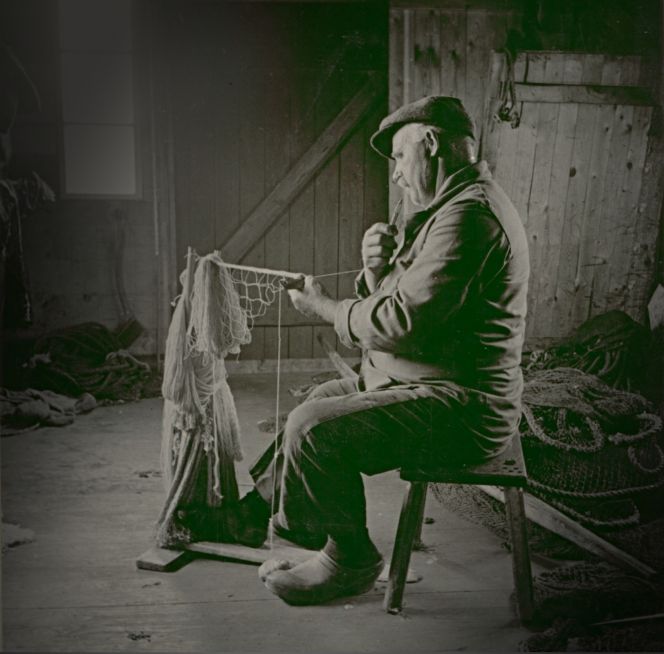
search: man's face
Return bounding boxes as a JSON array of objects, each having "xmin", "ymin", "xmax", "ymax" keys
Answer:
[{"xmin": 391, "ymin": 123, "xmax": 436, "ymax": 208}]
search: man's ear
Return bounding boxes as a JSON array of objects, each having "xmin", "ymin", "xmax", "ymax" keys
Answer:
[{"xmin": 423, "ymin": 128, "xmax": 441, "ymax": 158}]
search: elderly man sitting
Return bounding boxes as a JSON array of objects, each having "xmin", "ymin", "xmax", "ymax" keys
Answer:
[{"xmin": 221, "ymin": 96, "xmax": 529, "ymax": 605}]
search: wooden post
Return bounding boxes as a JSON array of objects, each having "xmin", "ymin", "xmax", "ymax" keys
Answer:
[
  {"xmin": 503, "ymin": 486, "xmax": 535, "ymax": 623},
  {"xmin": 413, "ymin": 484, "xmax": 427, "ymax": 549},
  {"xmin": 384, "ymin": 481, "xmax": 428, "ymax": 614}
]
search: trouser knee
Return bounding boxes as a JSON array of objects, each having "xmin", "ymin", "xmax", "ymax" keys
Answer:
[{"xmin": 282, "ymin": 402, "xmax": 321, "ymax": 460}]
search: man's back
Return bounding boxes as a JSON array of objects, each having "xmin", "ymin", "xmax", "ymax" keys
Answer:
[{"xmin": 336, "ymin": 161, "xmax": 529, "ymax": 448}]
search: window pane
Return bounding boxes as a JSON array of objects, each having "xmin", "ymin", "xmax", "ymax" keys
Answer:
[
  {"xmin": 61, "ymin": 52, "xmax": 134, "ymax": 124},
  {"xmin": 59, "ymin": 0, "xmax": 132, "ymax": 52},
  {"xmin": 63, "ymin": 125, "xmax": 136, "ymax": 196}
]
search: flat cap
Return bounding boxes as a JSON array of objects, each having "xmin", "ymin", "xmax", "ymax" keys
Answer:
[{"xmin": 370, "ymin": 96, "xmax": 474, "ymax": 159}]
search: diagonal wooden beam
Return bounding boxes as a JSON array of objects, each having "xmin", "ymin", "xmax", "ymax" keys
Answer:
[
  {"xmin": 220, "ymin": 74, "xmax": 386, "ymax": 263},
  {"xmin": 479, "ymin": 485, "xmax": 656, "ymax": 578}
]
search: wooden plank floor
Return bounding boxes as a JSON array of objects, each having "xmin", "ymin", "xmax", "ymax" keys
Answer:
[{"xmin": 2, "ymin": 373, "xmax": 536, "ymax": 652}]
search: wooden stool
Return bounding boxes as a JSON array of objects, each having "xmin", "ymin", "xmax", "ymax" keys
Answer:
[{"xmin": 384, "ymin": 434, "xmax": 535, "ymax": 622}]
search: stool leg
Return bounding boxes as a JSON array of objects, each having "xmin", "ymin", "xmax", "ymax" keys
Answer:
[
  {"xmin": 503, "ymin": 486, "xmax": 535, "ymax": 623},
  {"xmin": 384, "ymin": 481, "xmax": 427, "ymax": 614},
  {"xmin": 413, "ymin": 486, "xmax": 427, "ymax": 549}
]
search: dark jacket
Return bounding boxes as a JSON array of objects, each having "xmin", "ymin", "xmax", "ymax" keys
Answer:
[{"xmin": 334, "ymin": 161, "xmax": 529, "ymax": 452}]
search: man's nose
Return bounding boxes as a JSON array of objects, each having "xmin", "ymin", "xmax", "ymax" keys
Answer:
[{"xmin": 392, "ymin": 166, "xmax": 401, "ymax": 184}]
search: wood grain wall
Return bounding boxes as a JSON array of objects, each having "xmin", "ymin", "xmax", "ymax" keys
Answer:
[
  {"xmin": 482, "ymin": 51, "xmax": 662, "ymax": 343},
  {"xmin": 153, "ymin": 2, "xmax": 389, "ymax": 360},
  {"xmin": 388, "ymin": 6, "xmax": 663, "ymax": 344},
  {"xmin": 387, "ymin": 4, "xmax": 521, "ymax": 209},
  {"xmin": 2, "ymin": 0, "xmax": 159, "ymax": 356}
]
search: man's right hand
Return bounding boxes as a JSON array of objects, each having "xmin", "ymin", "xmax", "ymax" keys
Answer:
[{"xmin": 361, "ymin": 222, "xmax": 398, "ymax": 276}]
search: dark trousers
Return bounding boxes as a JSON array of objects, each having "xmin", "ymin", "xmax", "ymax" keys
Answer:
[{"xmin": 249, "ymin": 377, "xmax": 482, "ymax": 545}]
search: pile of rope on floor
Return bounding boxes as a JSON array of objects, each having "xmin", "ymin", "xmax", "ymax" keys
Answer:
[
  {"xmin": 0, "ymin": 387, "xmax": 96, "ymax": 435},
  {"xmin": 519, "ymin": 562, "xmax": 664, "ymax": 651},
  {"xmin": 432, "ymin": 310, "xmax": 664, "ymax": 650},
  {"xmin": 2, "ymin": 321, "xmax": 157, "ymax": 435},
  {"xmin": 526, "ymin": 310, "xmax": 663, "ymax": 400},
  {"xmin": 520, "ymin": 367, "xmax": 663, "ymax": 530},
  {"xmin": 433, "ymin": 364, "xmax": 664, "ymax": 548},
  {"xmin": 25, "ymin": 321, "xmax": 154, "ymax": 403}
]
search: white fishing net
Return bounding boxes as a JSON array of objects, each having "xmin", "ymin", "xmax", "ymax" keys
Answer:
[{"xmin": 157, "ymin": 251, "xmax": 289, "ymax": 546}]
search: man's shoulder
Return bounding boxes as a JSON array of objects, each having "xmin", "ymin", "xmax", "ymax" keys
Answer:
[
  {"xmin": 428, "ymin": 190, "xmax": 504, "ymax": 237},
  {"xmin": 423, "ymin": 185, "xmax": 528, "ymax": 263}
]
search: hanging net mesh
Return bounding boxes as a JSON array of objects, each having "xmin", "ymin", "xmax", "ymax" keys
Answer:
[
  {"xmin": 156, "ymin": 251, "xmax": 288, "ymax": 547},
  {"xmin": 228, "ymin": 267, "xmax": 284, "ymax": 330}
]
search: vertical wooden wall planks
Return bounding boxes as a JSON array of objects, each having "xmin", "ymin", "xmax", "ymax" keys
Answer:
[
  {"xmin": 585, "ymin": 59, "xmax": 634, "ymax": 322},
  {"xmin": 312, "ymin": 155, "xmax": 341, "ymax": 358},
  {"xmin": 533, "ymin": 55, "xmax": 581, "ymax": 338},
  {"xmin": 465, "ymin": 9, "xmax": 487, "ymax": 126},
  {"xmin": 447, "ymin": 9, "xmax": 467, "ymax": 107},
  {"xmin": 337, "ymin": 127, "xmax": 365, "ymax": 355},
  {"xmin": 520, "ymin": 54, "xmax": 559, "ymax": 339},
  {"xmin": 509, "ymin": 53, "xmax": 539, "ymax": 226},
  {"xmin": 552, "ymin": 55, "xmax": 603, "ymax": 336},
  {"xmin": 162, "ymin": 4, "xmax": 388, "ymax": 360},
  {"xmin": 311, "ymin": 67, "xmax": 346, "ymax": 359},
  {"xmin": 264, "ymin": 69, "xmax": 293, "ymax": 359},
  {"xmin": 287, "ymin": 68, "xmax": 318, "ymax": 359},
  {"xmin": 481, "ymin": 50, "xmax": 660, "ymax": 343},
  {"xmin": 238, "ymin": 73, "xmax": 267, "ymax": 360},
  {"xmin": 388, "ymin": 4, "xmax": 519, "ymax": 234},
  {"xmin": 214, "ymin": 82, "xmax": 241, "ymax": 252},
  {"xmin": 437, "ymin": 10, "xmax": 456, "ymax": 100},
  {"xmin": 628, "ymin": 116, "xmax": 664, "ymax": 317},
  {"xmin": 571, "ymin": 59, "xmax": 615, "ymax": 328},
  {"xmin": 389, "ymin": 9, "xmax": 405, "ymax": 113}
]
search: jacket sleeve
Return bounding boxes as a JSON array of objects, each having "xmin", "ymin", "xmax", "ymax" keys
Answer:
[
  {"xmin": 334, "ymin": 205, "xmax": 508, "ymax": 352},
  {"xmin": 354, "ymin": 270, "xmax": 372, "ymax": 299}
]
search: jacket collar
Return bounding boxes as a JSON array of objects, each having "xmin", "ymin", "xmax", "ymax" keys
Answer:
[
  {"xmin": 425, "ymin": 160, "xmax": 491, "ymax": 215},
  {"xmin": 397, "ymin": 161, "xmax": 491, "ymax": 242}
]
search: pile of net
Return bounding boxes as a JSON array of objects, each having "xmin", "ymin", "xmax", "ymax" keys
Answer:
[
  {"xmin": 526, "ymin": 310, "xmax": 663, "ymax": 400},
  {"xmin": 518, "ymin": 562, "xmax": 663, "ymax": 651},
  {"xmin": 156, "ymin": 251, "xmax": 285, "ymax": 546},
  {"xmin": 520, "ymin": 367, "xmax": 663, "ymax": 528},
  {"xmin": 432, "ymin": 366, "xmax": 664, "ymax": 564},
  {"xmin": 433, "ymin": 364, "xmax": 664, "ymax": 650},
  {"xmin": 0, "ymin": 387, "xmax": 96, "ymax": 435},
  {"xmin": 25, "ymin": 322, "xmax": 152, "ymax": 402}
]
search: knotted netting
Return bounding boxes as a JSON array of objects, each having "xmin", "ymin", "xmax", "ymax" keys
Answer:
[
  {"xmin": 432, "ymin": 366, "xmax": 664, "ymax": 554},
  {"xmin": 432, "ymin": 366, "xmax": 664, "ymax": 648},
  {"xmin": 517, "ymin": 561, "xmax": 662, "ymax": 651},
  {"xmin": 156, "ymin": 251, "xmax": 289, "ymax": 546}
]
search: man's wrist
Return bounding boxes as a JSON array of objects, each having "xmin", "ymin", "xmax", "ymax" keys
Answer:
[
  {"xmin": 314, "ymin": 295, "xmax": 339, "ymax": 324},
  {"xmin": 364, "ymin": 268, "xmax": 382, "ymax": 293}
]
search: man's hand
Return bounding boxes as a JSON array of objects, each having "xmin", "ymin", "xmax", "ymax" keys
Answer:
[
  {"xmin": 287, "ymin": 275, "xmax": 338, "ymax": 323},
  {"xmin": 361, "ymin": 222, "xmax": 398, "ymax": 292}
]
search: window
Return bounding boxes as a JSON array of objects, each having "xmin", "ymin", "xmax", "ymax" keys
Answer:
[{"xmin": 58, "ymin": 0, "xmax": 138, "ymax": 197}]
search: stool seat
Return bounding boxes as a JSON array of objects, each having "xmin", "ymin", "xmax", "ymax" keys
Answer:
[
  {"xmin": 384, "ymin": 433, "xmax": 534, "ymax": 622},
  {"xmin": 401, "ymin": 433, "xmax": 528, "ymax": 487}
]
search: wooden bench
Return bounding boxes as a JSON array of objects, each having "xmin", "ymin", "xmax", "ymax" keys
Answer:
[{"xmin": 384, "ymin": 434, "xmax": 535, "ymax": 622}]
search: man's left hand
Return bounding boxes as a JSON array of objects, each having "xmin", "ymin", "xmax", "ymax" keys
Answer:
[{"xmin": 287, "ymin": 276, "xmax": 338, "ymax": 323}]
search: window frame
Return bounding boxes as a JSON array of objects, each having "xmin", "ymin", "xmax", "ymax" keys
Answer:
[{"xmin": 57, "ymin": 0, "xmax": 142, "ymax": 200}]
